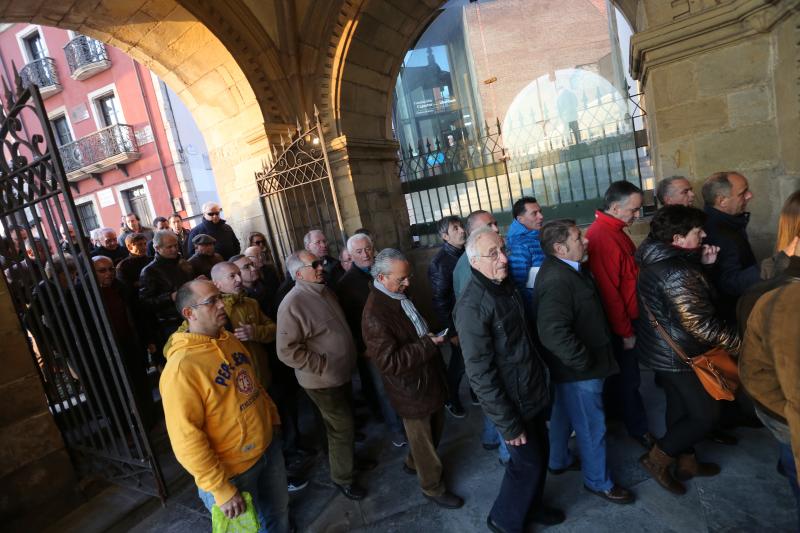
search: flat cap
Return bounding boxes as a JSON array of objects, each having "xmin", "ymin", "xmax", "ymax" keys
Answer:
[{"xmin": 192, "ymin": 233, "xmax": 216, "ymax": 245}]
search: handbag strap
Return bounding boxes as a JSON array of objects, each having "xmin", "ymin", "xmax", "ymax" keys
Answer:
[{"xmin": 641, "ymin": 301, "xmax": 694, "ymax": 367}]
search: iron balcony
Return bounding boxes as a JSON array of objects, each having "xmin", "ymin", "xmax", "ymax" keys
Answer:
[
  {"xmin": 59, "ymin": 123, "xmax": 141, "ymax": 182},
  {"xmin": 63, "ymin": 35, "xmax": 111, "ymax": 81},
  {"xmin": 19, "ymin": 57, "xmax": 62, "ymax": 99}
]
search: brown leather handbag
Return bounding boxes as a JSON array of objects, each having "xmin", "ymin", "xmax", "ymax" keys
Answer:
[{"xmin": 643, "ymin": 304, "xmax": 740, "ymax": 401}]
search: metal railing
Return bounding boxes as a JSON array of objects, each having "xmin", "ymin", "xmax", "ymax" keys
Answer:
[
  {"xmin": 397, "ymin": 93, "xmax": 653, "ymax": 243},
  {"xmin": 63, "ymin": 35, "xmax": 109, "ymax": 77},
  {"xmin": 19, "ymin": 57, "xmax": 60, "ymax": 90},
  {"xmin": 59, "ymin": 124, "xmax": 139, "ymax": 174}
]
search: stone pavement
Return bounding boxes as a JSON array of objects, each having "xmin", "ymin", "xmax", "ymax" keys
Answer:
[{"xmin": 54, "ymin": 369, "xmax": 796, "ymax": 532}]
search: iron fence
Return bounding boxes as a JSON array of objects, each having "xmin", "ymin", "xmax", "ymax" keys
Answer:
[
  {"xmin": 63, "ymin": 35, "xmax": 109, "ymax": 76},
  {"xmin": 19, "ymin": 57, "xmax": 60, "ymax": 91},
  {"xmin": 59, "ymin": 123, "xmax": 139, "ymax": 175},
  {"xmin": 398, "ymin": 93, "xmax": 653, "ymax": 244}
]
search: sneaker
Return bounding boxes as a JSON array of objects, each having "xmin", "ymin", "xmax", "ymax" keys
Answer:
[
  {"xmin": 444, "ymin": 402, "xmax": 466, "ymax": 419},
  {"xmin": 287, "ymin": 478, "xmax": 309, "ymax": 492},
  {"xmin": 392, "ymin": 432, "xmax": 407, "ymax": 447}
]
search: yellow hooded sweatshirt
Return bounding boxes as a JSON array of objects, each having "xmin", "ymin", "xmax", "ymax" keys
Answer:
[{"xmin": 160, "ymin": 329, "xmax": 280, "ymax": 505}]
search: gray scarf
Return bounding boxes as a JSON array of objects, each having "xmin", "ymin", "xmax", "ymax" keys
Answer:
[{"xmin": 373, "ymin": 279, "xmax": 429, "ymax": 337}]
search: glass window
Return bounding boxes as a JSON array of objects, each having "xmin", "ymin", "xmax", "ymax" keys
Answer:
[
  {"xmin": 96, "ymin": 93, "xmax": 122, "ymax": 127},
  {"xmin": 51, "ymin": 116, "xmax": 73, "ymax": 146},
  {"xmin": 76, "ymin": 202, "xmax": 99, "ymax": 232},
  {"xmin": 123, "ymin": 186, "xmax": 154, "ymax": 227},
  {"xmin": 24, "ymin": 33, "xmax": 45, "ymax": 61}
]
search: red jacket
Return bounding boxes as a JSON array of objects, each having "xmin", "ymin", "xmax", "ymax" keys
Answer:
[{"xmin": 585, "ymin": 210, "xmax": 639, "ymax": 338}]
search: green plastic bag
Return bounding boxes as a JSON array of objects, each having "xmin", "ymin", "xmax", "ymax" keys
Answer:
[{"xmin": 211, "ymin": 491, "xmax": 261, "ymax": 533}]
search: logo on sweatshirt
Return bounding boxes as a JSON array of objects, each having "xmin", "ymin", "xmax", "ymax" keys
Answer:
[{"xmin": 236, "ymin": 369, "xmax": 255, "ymax": 395}]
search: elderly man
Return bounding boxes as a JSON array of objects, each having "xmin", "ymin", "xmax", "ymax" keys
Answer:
[
  {"xmin": 702, "ymin": 171, "xmax": 758, "ymax": 312},
  {"xmin": 428, "ymin": 215, "xmax": 468, "ymax": 418},
  {"xmin": 362, "ymin": 249, "xmax": 463, "ymax": 509},
  {"xmin": 161, "ymin": 280, "xmax": 288, "ymax": 532},
  {"xmin": 303, "ymin": 229, "xmax": 344, "ymax": 286},
  {"xmin": 535, "ymin": 220, "xmax": 633, "ymax": 505},
  {"xmin": 453, "ymin": 210, "xmax": 499, "ymax": 296},
  {"xmin": 337, "ymin": 233, "xmax": 405, "ymax": 447},
  {"xmin": 139, "ymin": 230, "xmax": 194, "ymax": 360},
  {"xmin": 91, "ymin": 227, "xmax": 130, "ymax": 265},
  {"xmin": 506, "ymin": 196, "xmax": 545, "ymax": 306},
  {"xmin": 187, "ymin": 202, "xmax": 241, "ymax": 259},
  {"xmin": 117, "ymin": 213, "xmax": 155, "ymax": 249},
  {"xmin": 454, "ymin": 227, "xmax": 561, "ymax": 531},
  {"xmin": 168, "ymin": 212, "xmax": 191, "ymax": 257},
  {"xmin": 656, "ymin": 176, "xmax": 696, "ymax": 207},
  {"xmin": 116, "ymin": 233, "xmax": 151, "ymax": 288},
  {"xmin": 188, "ymin": 234, "xmax": 224, "ymax": 279},
  {"xmin": 277, "ymin": 250, "xmax": 367, "ymax": 500},
  {"xmin": 585, "ymin": 181, "xmax": 653, "ymax": 450}
]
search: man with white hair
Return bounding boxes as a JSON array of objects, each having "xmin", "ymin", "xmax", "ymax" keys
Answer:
[
  {"xmin": 455, "ymin": 226, "xmax": 561, "ymax": 531},
  {"xmin": 362, "ymin": 248, "xmax": 463, "ymax": 509},
  {"xmin": 303, "ymin": 229, "xmax": 344, "ymax": 286},
  {"xmin": 187, "ymin": 201, "xmax": 241, "ymax": 259},
  {"xmin": 337, "ymin": 233, "xmax": 406, "ymax": 447},
  {"xmin": 278, "ymin": 249, "xmax": 369, "ymax": 500},
  {"xmin": 90, "ymin": 227, "xmax": 129, "ymax": 265}
]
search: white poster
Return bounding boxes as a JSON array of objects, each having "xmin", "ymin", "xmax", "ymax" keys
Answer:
[{"xmin": 97, "ymin": 188, "xmax": 116, "ymax": 208}]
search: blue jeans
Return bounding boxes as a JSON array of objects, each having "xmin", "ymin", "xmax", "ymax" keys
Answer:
[
  {"xmin": 482, "ymin": 415, "xmax": 510, "ymax": 463},
  {"xmin": 606, "ymin": 328, "xmax": 649, "ymax": 438},
  {"xmin": 367, "ymin": 359, "xmax": 404, "ymax": 434},
  {"xmin": 756, "ymin": 408, "xmax": 800, "ymax": 529},
  {"xmin": 549, "ymin": 378, "xmax": 613, "ymax": 492},
  {"xmin": 198, "ymin": 437, "xmax": 290, "ymax": 533}
]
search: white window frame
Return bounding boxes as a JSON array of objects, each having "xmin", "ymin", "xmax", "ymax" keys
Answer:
[
  {"xmin": 115, "ymin": 178, "xmax": 156, "ymax": 224},
  {"xmin": 47, "ymin": 105, "xmax": 76, "ymax": 145},
  {"xmin": 74, "ymin": 193, "xmax": 103, "ymax": 231},
  {"xmin": 86, "ymin": 82, "xmax": 127, "ymax": 130},
  {"xmin": 15, "ymin": 25, "xmax": 49, "ymax": 63}
]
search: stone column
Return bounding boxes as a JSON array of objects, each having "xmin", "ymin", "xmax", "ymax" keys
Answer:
[
  {"xmin": 0, "ymin": 279, "xmax": 82, "ymax": 530},
  {"xmin": 631, "ymin": 0, "xmax": 800, "ymax": 257}
]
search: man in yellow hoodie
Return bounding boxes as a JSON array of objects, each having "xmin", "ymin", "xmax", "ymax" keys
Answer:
[{"xmin": 161, "ymin": 279, "xmax": 288, "ymax": 532}]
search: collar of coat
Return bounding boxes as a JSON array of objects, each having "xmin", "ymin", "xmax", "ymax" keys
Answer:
[
  {"xmin": 470, "ymin": 267, "xmax": 516, "ymax": 295},
  {"xmin": 441, "ymin": 241, "xmax": 464, "ymax": 257},
  {"xmin": 704, "ymin": 205, "xmax": 751, "ymax": 229},
  {"xmin": 593, "ymin": 209, "xmax": 628, "ymax": 232}
]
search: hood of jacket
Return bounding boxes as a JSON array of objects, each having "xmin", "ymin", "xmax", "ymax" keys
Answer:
[{"xmin": 164, "ymin": 329, "xmax": 231, "ymax": 363}]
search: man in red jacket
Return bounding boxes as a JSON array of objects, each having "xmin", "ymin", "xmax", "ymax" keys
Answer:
[{"xmin": 586, "ymin": 181, "xmax": 654, "ymax": 450}]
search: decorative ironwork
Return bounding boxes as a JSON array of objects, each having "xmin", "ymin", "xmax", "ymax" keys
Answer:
[
  {"xmin": 63, "ymin": 35, "xmax": 110, "ymax": 80},
  {"xmin": 19, "ymin": 57, "xmax": 60, "ymax": 95},
  {"xmin": 0, "ymin": 73, "xmax": 166, "ymax": 501},
  {"xmin": 255, "ymin": 106, "xmax": 345, "ymax": 271},
  {"xmin": 397, "ymin": 93, "xmax": 654, "ymax": 243},
  {"xmin": 59, "ymin": 123, "xmax": 140, "ymax": 178}
]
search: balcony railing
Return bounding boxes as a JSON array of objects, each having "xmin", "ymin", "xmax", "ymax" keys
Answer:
[
  {"xmin": 19, "ymin": 57, "xmax": 62, "ymax": 99},
  {"xmin": 63, "ymin": 35, "xmax": 111, "ymax": 81},
  {"xmin": 59, "ymin": 124, "xmax": 141, "ymax": 182}
]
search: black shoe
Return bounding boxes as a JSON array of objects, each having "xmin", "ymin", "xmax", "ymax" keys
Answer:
[
  {"xmin": 402, "ymin": 463, "xmax": 416, "ymax": 475},
  {"xmin": 633, "ymin": 432, "xmax": 657, "ymax": 450},
  {"xmin": 482, "ymin": 441, "xmax": 500, "ymax": 451},
  {"xmin": 708, "ymin": 430, "xmax": 738, "ymax": 445},
  {"xmin": 529, "ymin": 504, "xmax": 566, "ymax": 525},
  {"xmin": 487, "ymin": 515, "xmax": 510, "ymax": 533},
  {"xmin": 424, "ymin": 491, "xmax": 464, "ymax": 509},
  {"xmin": 354, "ymin": 457, "xmax": 378, "ymax": 471},
  {"xmin": 333, "ymin": 482, "xmax": 367, "ymax": 500},
  {"xmin": 584, "ymin": 484, "xmax": 635, "ymax": 505},
  {"xmin": 444, "ymin": 402, "xmax": 466, "ymax": 419},
  {"xmin": 548, "ymin": 457, "xmax": 581, "ymax": 475}
]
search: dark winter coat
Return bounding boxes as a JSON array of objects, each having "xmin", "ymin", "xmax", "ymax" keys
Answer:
[
  {"xmin": 635, "ymin": 237, "xmax": 741, "ymax": 373},
  {"xmin": 187, "ymin": 218, "xmax": 241, "ymax": 260},
  {"xmin": 703, "ymin": 206, "xmax": 759, "ymax": 305},
  {"xmin": 90, "ymin": 245, "xmax": 129, "ymax": 265},
  {"xmin": 138, "ymin": 254, "xmax": 194, "ymax": 338},
  {"xmin": 427, "ymin": 241, "xmax": 463, "ymax": 334},
  {"xmin": 454, "ymin": 268, "xmax": 550, "ymax": 440},
  {"xmin": 187, "ymin": 252, "xmax": 224, "ymax": 279},
  {"xmin": 336, "ymin": 266, "xmax": 373, "ymax": 352}
]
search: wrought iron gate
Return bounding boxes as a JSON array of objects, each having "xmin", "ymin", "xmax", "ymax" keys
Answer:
[
  {"xmin": 0, "ymin": 75, "xmax": 166, "ymax": 500},
  {"xmin": 255, "ymin": 107, "xmax": 346, "ymax": 271}
]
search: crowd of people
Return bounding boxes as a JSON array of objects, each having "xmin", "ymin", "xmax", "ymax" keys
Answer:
[{"xmin": 1, "ymin": 176, "xmax": 798, "ymax": 532}]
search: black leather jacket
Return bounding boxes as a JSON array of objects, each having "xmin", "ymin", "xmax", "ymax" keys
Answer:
[
  {"xmin": 427, "ymin": 242, "xmax": 463, "ymax": 333},
  {"xmin": 138, "ymin": 254, "xmax": 194, "ymax": 332},
  {"xmin": 454, "ymin": 269, "xmax": 550, "ymax": 440},
  {"xmin": 635, "ymin": 237, "xmax": 741, "ymax": 373}
]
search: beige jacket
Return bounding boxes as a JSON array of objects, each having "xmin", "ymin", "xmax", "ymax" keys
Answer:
[{"xmin": 276, "ymin": 279, "xmax": 356, "ymax": 389}]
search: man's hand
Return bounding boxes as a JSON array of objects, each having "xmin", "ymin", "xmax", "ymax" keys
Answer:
[
  {"xmin": 700, "ymin": 244, "xmax": 720, "ymax": 265},
  {"xmin": 622, "ymin": 335, "xmax": 636, "ymax": 350},
  {"xmin": 450, "ymin": 335, "xmax": 460, "ymax": 347},
  {"xmin": 427, "ymin": 333, "xmax": 446, "ymax": 345},
  {"xmin": 234, "ymin": 324, "xmax": 255, "ymax": 342},
  {"xmin": 506, "ymin": 431, "xmax": 527, "ymax": 446},
  {"xmin": 219, "ymin": 491, "xmax": 246, "ymax": 519}
]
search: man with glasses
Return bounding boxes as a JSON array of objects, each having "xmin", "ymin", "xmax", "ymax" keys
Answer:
[
  {"xmin": 362, "ymin": 249, "xmax": 463, "ymax": 509},
  {"xmin": 303, "ymin": 229, "xmax": 344, "ymax": 287},
  {"xmin": 277, "ymin": 250, "xmax": 371, "ymax": 500},
  {"xmin": 187, "ymin": 201, "xmax": 241, "ymax": 260},
  {"xmin": 455, "ymin": 227, "xmax": 561, "ymax": 532},
  {"xmin": 240, "ymin": 247, "xmax": 280, "ymax": 316},
  {"xmin": 90, "ymin": 227, "xmax": 130, "ymax": 265},
  {"xmin": 161, "ymin": 280, "xmax": 288, "ymax": 532}
]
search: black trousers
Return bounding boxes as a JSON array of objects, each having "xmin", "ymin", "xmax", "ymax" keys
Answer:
[
  {"xmin": 656, "ymin": 370, "xmax": 720, "ymax": 456},
  {"xmin": 489, "ymin": 413, "xmax": 549, "ymax": 533},
  {"xmin": 445, "ymin": 343, "xmax": 465, "ymax": 408}
]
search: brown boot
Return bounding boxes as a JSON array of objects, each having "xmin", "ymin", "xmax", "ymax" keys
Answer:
[
  {"xmin": 639, "ymin": 444, "xmax": 687, "ymax": 495},
  {"xmin": 675, "ymin": 453, "xmax": 721, "ymax": 481}
]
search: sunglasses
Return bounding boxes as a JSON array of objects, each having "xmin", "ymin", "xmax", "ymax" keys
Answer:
[
  {"xmin": 206, "ymin": 211, "xmax": 221, "ymax": 217},
  {"xmin": 301, "ymin": 260, "xmax": 324, "ymax": 270}
]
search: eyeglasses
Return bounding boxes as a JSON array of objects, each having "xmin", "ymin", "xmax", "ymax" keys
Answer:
[
  {"xmin": 478, "ymin": 246, "xmax": 510, "ymax": 261},
  {"xmin": 301, "ymin": 260, "xmax": 324, "ymax": 270},
  {"xmin": 206, "ymin": 211, "xmax": 221, "ymax": 217},
  {"xmin": 190, "ymin": 294, "xmax": 223, "ymax": 309}
]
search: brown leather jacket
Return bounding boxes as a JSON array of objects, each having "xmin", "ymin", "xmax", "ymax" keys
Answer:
[{"xmin": 362, "ymin": 285, "xmax": 446, "ymax": 419}]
